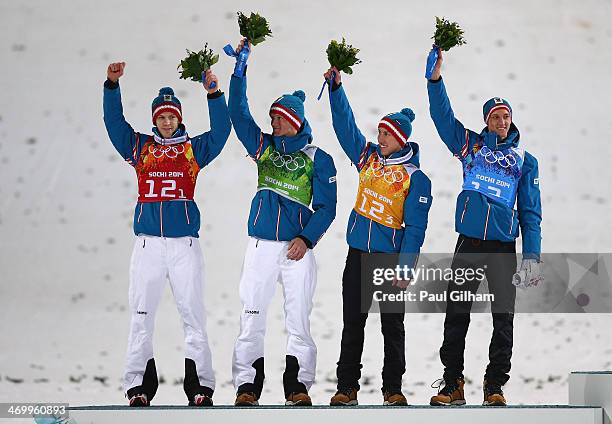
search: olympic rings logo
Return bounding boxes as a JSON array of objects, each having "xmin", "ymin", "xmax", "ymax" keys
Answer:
[
  {"xmin": 149, "ymin": 144, "xmax": 185, "ymax": 159},
  {"xmin": 482, "ymin": 150, "xmax": 517, "ymax": 168},
  {"xmin": 269, "ymin": 151, "xmax": 306, "ymax": 171},
  {"xmin": 368, "ymin": 160, "xmax": 406, "ymax": 184}
]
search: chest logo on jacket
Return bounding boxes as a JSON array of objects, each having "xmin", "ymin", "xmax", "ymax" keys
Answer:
[
  {"xmin": 462, "ymin": 144, "xmax": 524, "ymax": 208},
  {"xmin": 269, "ymin": 150, "xmax": 307, "ymax": 171},
  {"xmin": 135, "ymin": 138, "xmax": 200, "ymax": 202},
  {"xmin": 256, "ymin": 144, "xmax": 315, "ymax": 207},
  {"xmin": 354, "ymin": 153, "xmax": 416, "ymax": 229},
  {"xmin": 148, "ymin": 143, "xmax": 186, "ymax": 159}
]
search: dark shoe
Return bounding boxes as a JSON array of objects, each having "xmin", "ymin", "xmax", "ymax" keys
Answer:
[
  {"xmin": 285, "ymin": 392, "xmax": 312, "ymax": 406},
  {"xmin": 330, "ymin": 387, "xmax": 358, "ymax": 406},
  {"xmin": 383, "ymin": 391, "xmax": 407, "ymax": 406},
  {"xmin": 235, "ymin": 391, "xmax": 259, "ymax": 406},
  {"xmin": 189, "ymin": 393, "xmax": 213, "ymax": 406},
  {"xmin": 430, "ymin": 377, "xmax": 466, "ymax": 406},
  {"xmin": 128, "ymin": 393, "xmax": 149, "ymax": 407},
  {"xmin": 483, "ymin": 380, "xmax": 506, "ymax": 406}
]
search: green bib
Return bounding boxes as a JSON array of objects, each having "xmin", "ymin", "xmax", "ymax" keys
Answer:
[{"xmin": 257, "ymin": 144, "xmax": 315, "ymax": 207}]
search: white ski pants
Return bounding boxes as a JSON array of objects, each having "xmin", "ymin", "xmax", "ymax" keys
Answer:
[
  {"xmin": 232, "ymin": 237, "xmax": 318, "ymax": 390},
  {"xmin": 122, "ymin": 235, "xmax": 214, "ymax": 392}
]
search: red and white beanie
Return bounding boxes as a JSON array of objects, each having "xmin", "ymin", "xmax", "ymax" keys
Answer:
[
  {"xmin": 151, "ymin": 87, "xmax": 182, "ymax": 124},
  {"xmin": 378, "ymin": 108, "xmax": 415, "ymax": 147},
  {"xmin": 483, "ymin": 97, "xmax": 512, "ymax": 124},
  {"xmin": 269, "ymin": 90, "xmax": 306, "ymax": 132}
]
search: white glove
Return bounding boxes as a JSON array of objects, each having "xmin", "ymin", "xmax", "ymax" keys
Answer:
[{"xmin": 512, "ymin": 258, "xmax": 543, "ymax": 288}]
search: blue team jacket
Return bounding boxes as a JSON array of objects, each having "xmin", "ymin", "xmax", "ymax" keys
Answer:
[
  {"xmin": 103, "ymin": 81, "xmax": 231, "ymax": 238},
  {"xmin": 228, "ymin": 75, "xmax": 337, "ymax": 247},
  {"xmin": 329, "ymin": 84, "xmax": 432, "ymax": 260},
  {"xmin": 427, "ymin": 77, "xmax": 542, "ymax": 258}
]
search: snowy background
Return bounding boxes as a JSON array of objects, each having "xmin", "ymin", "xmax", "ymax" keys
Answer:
[{"xmin": 1, "ymin": 0, "xmax": 612, "ymax": 409}]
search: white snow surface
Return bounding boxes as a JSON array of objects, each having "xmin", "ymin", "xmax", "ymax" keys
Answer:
[{"xmin": 1, "ymin": 0, "xmax": 612, "ymax": 409}]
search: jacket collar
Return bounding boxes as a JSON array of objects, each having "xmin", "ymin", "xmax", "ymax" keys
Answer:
[
  {"xmin": 272, "ymin": 119, "xmax": 312, "ymax": 154},
  {"xmin": 152, "ymin": 124, "xmax": 188, "ymax": 145},
  {"xmin": 480, "ymin": 123, "xmax": 520, "ymax": 150},
  {"xmin": 375, "ymin": 141, "xmax": 421, "ymax": 167}
]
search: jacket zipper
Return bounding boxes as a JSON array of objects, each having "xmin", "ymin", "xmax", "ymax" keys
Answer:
[
  {"xmin": 483, "ymin": 203, "xmax": 491, "ymax": 240},
  {"xmin": 349, "ymin": 214, "xmax": 357, "ymax": 234},
  {"xmin": 159, "ymin": 202, "xmax": 164, "ymax": 237},
  {"xmin": 299, "ymin": 209, "xmax": 303, "ymax": 230},
  {"xmin": 275, "ymin": 204, "xmax": 281, "ymax": 241},
  {"xmin": 460, "ymin": 196, "xmax": 470, "ymax": 224},
  {"xmin": 253, "ymin": 198, "xmax": 262, "ymax": 226},
  {"xmin": 367, "ymin": 219, "xmax": 372, "ymax": 252},
  {"xmin": 509, "ymin": 209, "xmax": 515, "ymax": 234},
  {"xmin": 184, "ymin": 201, "xmax": 190, "ymax": 225},
  {"xmin": 137, "ymin": 203, "xmax": 143, "ymax": 223}
]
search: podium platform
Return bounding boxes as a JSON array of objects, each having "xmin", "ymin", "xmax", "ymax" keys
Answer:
[
  {"xmin": 31, "ymin": 370, "xmax": 612, "ymax": 424},
  {"xmin": 56, "ymin": 404, "xmax": 602, "ymax": 424},
  {"xmin": 570, "ymin": 371, "xmax": 612, "ymax": 424}
]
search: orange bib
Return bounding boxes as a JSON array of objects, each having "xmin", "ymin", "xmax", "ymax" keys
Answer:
[{"xmin": 354, "ymin": 153, "xmax": 417, "ymax": 229}]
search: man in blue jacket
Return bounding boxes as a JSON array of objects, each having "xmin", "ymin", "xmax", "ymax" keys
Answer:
[
  {"xmin": 228, "ymin": 41, "xmax": 337, "ymax": 407},
  {"xmin": 103, "ymin": 62, "xmax": 231, "ymax": 407},
  {"xmin": 323, "ymin": 67, "xmax": 432, "ymax": 406},
  {"xmin": 426, "ymin": 49, "xmax": 542, "ymax": 406}
]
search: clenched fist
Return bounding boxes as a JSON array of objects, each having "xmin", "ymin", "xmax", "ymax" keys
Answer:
[{"xmin": 107, "ymin": 62, "xmax": 126, "ymax": 83}]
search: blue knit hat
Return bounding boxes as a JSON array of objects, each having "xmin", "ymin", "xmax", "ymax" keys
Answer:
[
  {"xmin": 483, "ymin": 97, "xmax": 512, "ymax": 124},
  {"xmin": 152, "ymin": 87, "xmax": 182, "ymax": 124},
  {"xmin": 270, "ymin": 90, "xmax": 306, "ymax": 131},
  {"xmin": 378, "ymin": 108, "xmax": 415, "ymax": 147}
]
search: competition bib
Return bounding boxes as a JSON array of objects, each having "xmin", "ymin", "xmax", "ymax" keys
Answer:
[
  {"xmin": 256, "ymin": 144, "xmax": 315, "ymax": 207},
  {"xmin": 462, "ymin": 144, "xmax": 524, "ymax": 208},
  {"xmin": 354, "ymin": 153, "xmax": 417, "ymax": 229},
  {"xmin": 135, "ymin": 138, "xmax": 201, "ymax": 202}
]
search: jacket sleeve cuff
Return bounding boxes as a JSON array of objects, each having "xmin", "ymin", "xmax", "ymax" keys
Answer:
[
  {"xmin": 428, "ymin": 76, "xmax": 442, "ymax": 84},
  {"xmin": 297, "ymin": 235, "xmax": 313, "ymax": 249},
  {"xmin": 522, "ymin": 252, "xmax": 541, "ymax": 261},
  {"xmin": 331, "ymin": 81, "xmax": 342, "ymax": 91},
  {"xmin": 207, "ymin": 90, "xmax": 224, "ymax": 99},
  {"xmin": 104, "ymin": 79, "xmax": 119, "ymax": 89}
]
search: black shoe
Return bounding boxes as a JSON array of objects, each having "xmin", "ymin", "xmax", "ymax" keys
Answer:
[
  {"xmin": 189, "ymin": 393, "xmax": 213, "ymax": 406},
  {"xmin": 128, "ymin": 393, "xmax": 149, "ymax": 407}
]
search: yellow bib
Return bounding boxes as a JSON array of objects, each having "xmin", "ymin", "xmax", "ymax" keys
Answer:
[{"xmin": 354, "ymin": 153, "xmax": 417, "ymax": 229}]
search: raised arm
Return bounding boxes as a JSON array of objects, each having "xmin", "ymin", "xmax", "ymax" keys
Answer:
[
  {"xmin": 191, "ymin": 69, "xmax": 232, "ymax": 167},
  {"xmin": 103, "ymin": 62, "xmax": 146, "ymax": 165},
  {"xmin": 326, "ymin": 67, "xmax": 369, "ymax": 169},
  {"xmin": 227, "ymin": 40, "xmax": 268, "ymax": 160},
  {"xmin": 426, "ymin": 50, "xmax": 473, "ymax": 157},
  {"xmin": 517, "ymin": 152, "xmax": 542, "ymax": 260}
]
